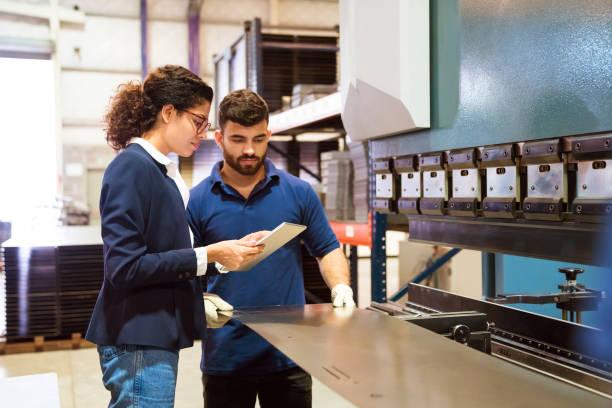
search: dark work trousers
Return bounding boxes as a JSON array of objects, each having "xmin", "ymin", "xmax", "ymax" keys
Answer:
[{"xmin": 202, "ymin": 367, "xmax": 312, "ymax": 408}]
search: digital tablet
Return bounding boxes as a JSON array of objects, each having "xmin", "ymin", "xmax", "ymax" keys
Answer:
[{"xmin": 230, "ymin": 222, "xmax": 307, "ymax": 272}]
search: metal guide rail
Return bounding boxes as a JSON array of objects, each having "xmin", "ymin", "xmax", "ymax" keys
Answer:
[{"xmin": 370, "ymin": 284, "xmax": 611, "ymax": 397}]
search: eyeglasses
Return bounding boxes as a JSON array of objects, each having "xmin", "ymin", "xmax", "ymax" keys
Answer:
[{"xmin": 183, "ymin": 109, "xmax": 211, "ymax": 134}]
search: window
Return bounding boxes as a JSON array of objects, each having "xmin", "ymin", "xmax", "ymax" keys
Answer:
[{"xmin": 0, "ymin": 57, "xmax": 57, "ymax": 237}]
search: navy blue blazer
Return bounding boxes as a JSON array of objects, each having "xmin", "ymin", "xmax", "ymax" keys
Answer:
[{"xmin": 86, "ymin": 143, "xmax": 205, "ymax": 349}]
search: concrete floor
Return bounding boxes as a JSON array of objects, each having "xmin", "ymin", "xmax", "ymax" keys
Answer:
[{"xmin": 0, "ymin": 342, "xmax": 355, "ymax": 408}]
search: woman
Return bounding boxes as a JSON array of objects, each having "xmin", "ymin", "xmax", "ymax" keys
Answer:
[{"xmin": 86, "ymin": 65, "xmax": 263, "ymax": 407}]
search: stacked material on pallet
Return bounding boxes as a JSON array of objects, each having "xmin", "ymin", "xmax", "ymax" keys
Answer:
[
  {"xmin": 259, "ymin": 32, "xmax": 337, "ymax": 113},
  {"xmin": 347, "ymin": 141, "xmax": 370, "ymax": 222},
  {"xmin": 4, "ymin": 246, "xmax": 60, "ymax": 340},
  {"xmin": 57, "ymin": 245, "xmax": 103, "ymax": 335},
  {"xmin": 0, "ymin": 246, "xmax": 4, "ymax": 336},
  {"xmin": 320, "ymin": 151, "xmax": 354, "ymax": 220},
  {"xmin": 291, "ymin": 84, "xmax": 338, "ymax": 108},
  {"xmin": 2, "ymin": 226, "xmax": 103, "ymax": 341},
  {"xmin": 0, "ymin": 225, "xmax": 9, "ymax": 337}
]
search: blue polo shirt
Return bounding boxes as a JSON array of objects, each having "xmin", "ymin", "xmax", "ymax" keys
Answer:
[{"xmin": 186, "ymin": 159, "xmax": 339, "ymax": 375}]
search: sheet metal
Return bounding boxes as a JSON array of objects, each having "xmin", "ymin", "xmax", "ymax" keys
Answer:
[{"xmin": 234, "ymin": 304, "xmax": 610, "ymax": 408}]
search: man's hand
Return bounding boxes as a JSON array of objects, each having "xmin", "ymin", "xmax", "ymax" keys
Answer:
[
  {"xmin": 206, "ymin": 240, "xmax": 264, "ymax": 271},
  {"xmin": 331, "ymin": 283, "xmax": 356, "ymax": 308},
  {"xmin": 204, "ymin": 293, "xmax": 234, "ymax": 329}
]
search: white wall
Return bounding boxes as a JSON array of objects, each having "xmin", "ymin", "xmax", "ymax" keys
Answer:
[
  {"xmin": 279, "ymin": 0, "xmax": 339, "ymax": 27},
  {"xmin": 0, "ymin": 14, "xmax": 50, "ymax": 40},
  {"xmin": 355, "ymin": 233, "xmax": 483, "ymax": 308},
  {"xmin": 450, "ymin": 249, "xmax": 483, "ymax": 298}
]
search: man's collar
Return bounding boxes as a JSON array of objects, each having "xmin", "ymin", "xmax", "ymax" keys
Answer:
[{"xmin": 210, "ymin": 158, "xmax": 280, "ymax": 191}]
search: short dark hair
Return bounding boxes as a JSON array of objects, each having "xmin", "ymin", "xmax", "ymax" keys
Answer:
[
  {"xmin": 105, "ymin": 65, "xmax": 213, "ymax": 150},
  {"xmin": 218, "ymin": 89, "xmax": 269, "ymax": 130}
]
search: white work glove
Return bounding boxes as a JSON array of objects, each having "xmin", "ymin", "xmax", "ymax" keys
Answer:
[
  {"xmin": 331, "ymin": 283, "xmax": 356, "ymax": 308},
  {"xmin": 204, "ymin": 293, "xmax": 234, "ymax": 329}
]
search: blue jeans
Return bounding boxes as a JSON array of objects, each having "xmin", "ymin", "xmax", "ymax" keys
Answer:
[{"xmin": 97, "ymin": 345, "xmax": 179, "ymax": 408}]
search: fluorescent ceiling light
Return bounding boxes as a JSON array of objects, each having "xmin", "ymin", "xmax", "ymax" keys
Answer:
[
  {"xmin": 296, "ymin": 132, "xmax": 342, "ymax": 142},
  {"xmin": 270, "ymin": 135, "xmax": 294, "ymax": 142}
]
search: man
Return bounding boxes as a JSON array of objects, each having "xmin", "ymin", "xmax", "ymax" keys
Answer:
[{"xmin": 187, "ymin": 89, "xmax": 355, "ymax": 408}]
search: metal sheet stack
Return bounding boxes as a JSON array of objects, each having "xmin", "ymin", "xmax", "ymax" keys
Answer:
[
  {"xmin": 4, "ymin": 246, "xmax": 60, "ymax": 340},
  {"xmin": 259, "ymin": 33, "xmax": 337, "ymax": 112},
  {"xmin": 348, "ymin": 141, "xmax": 370, "ymax": 222},
  {"xmin": 57, "ymin": 245, "xmax": 103, "ymax": 335},
  {"xmin": 291, "ymin": 84, "xmax": 338, "ymax": 108},
  {"xmin": 320, "ymin": 151, "xmax": 354, "ymax": 220},
  {"xmin": 2, "ymin": 227, "xmax": 104, "ymax": 340}
]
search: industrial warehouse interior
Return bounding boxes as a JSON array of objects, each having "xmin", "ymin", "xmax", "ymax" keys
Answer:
[{"xmin": 0, "ymin": 0, "xmax": 610, "ymax": 407}]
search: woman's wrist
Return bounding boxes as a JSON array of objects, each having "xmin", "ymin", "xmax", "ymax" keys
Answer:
[{"xmin": 205, "ymin": 243, "xmax": 219, "ymax": 264}]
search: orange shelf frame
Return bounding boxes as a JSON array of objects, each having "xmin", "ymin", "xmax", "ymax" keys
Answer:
[{"xmin": 329, "ymin": 213, "xmax": 371, "ymax": 247}]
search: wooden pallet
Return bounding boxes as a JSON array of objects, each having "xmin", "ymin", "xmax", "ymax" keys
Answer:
[{"xmin": 0, "ymin": 333, "xmax": 95, "ymax": 355}]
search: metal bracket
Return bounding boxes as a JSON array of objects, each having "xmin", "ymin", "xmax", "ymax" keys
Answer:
[{"xmin": 374, "ymin": 158, "xmax": 397, "ymax": 212}]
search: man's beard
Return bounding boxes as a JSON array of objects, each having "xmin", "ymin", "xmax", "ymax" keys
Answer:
[{"xmin": 224, "ymin": 151, "xmax": 266, "ymax": 175}]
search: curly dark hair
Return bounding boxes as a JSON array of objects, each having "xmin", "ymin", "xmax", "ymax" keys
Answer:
[
  {"xmin": 218, "ymin": 89, "xmax": 269, "ymax": 131},
  {"xmin": 104, "ymin": 65, "xmax": 213, "ymax": 151}
]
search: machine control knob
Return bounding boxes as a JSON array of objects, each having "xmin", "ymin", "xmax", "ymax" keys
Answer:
[
  {"xmin": 559, "ymin": 267, "xmax": 584, "ymax": 282},
  {"xmin": 451, "ymin": 324, "xmax": 471, "ymax": 344}
]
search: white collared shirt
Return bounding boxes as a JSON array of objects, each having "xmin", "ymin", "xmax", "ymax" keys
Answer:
[{"xmin": 128, "ymin": 137, "xmax": 208, "ymax": 276}]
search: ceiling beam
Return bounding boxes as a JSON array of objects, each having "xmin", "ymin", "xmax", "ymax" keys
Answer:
[{"xmin": 0, "ymin": 0, "xmax": 85, "ymax": 24}]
